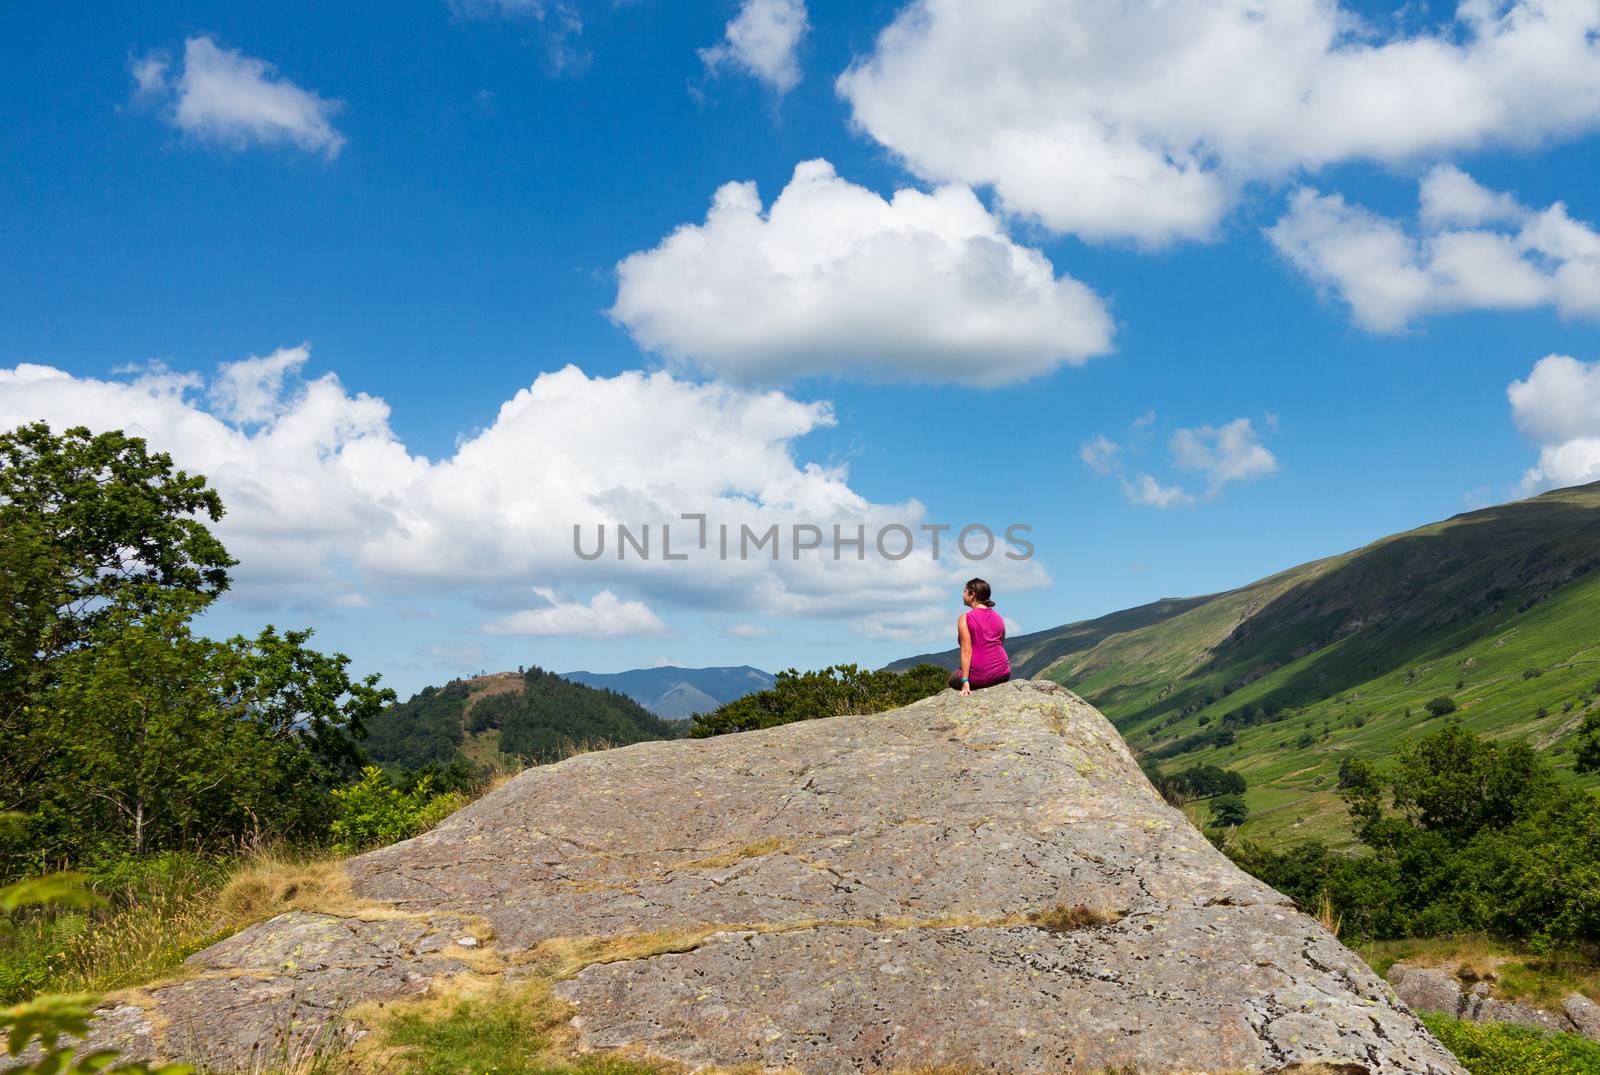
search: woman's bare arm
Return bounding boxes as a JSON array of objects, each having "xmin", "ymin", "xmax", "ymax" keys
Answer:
[{"xmin": 957, "ymin": 613, "xmax": 973, "ymax": 694}]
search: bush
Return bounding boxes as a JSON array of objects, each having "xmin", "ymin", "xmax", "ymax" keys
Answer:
[
  {"xmin": 688, "ymin": 664, "xmax": 948, "ymax": 737},
  {"xmin": 328, "ymin": 767, "xmax": 464, "ymax": 855},
  {"xmin": 1234, "ymin": 726, "xmax": 1600, "ymax": 946},
  {"xmin": 1425, "ymin": 696, "xmax": 1458, "ymax": 717},
  {"xmin": 1, "ymin": 819, "xmax": 194, "ymax": 1075}
]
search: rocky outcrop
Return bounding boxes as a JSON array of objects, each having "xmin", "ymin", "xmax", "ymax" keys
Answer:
[
  {"xmin": 1388, "ymin": 960, "xmax": 1600, "ymax": 1041},
  {"xmin": 59, "ymin": 680, "xmax": 1462, "ymax": 1073}
]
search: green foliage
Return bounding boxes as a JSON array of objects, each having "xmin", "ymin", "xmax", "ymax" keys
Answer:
[
  {"xmin": 329, "ymin": 768, "xmax": 463, "ymax": 856},
  {"xmin": 687, "ymin": 663, "xmax": 948, "ymax": 737},
  {"xmin": 0, "ymin": 422, "xmax": 392, "ymax": 877},
  {"xmin": 1152, "ymin": 763, "xmax": 1246, "ymax": 803},
  {"xmin": 1421, "ymin": 1013, "xmax": 1600, "ymax": 1074},
  {"xmin": 482, "ymin": 669, "xmax": 676, "ymax": 763},
  {"xmin": 1233, "ymin": 725, "xmax": 1600, "ymax": 946},
  {"xmin": 364, "ymin": 683, "xmax": 472, "ymax": 771},
  {"xmin": 1577, "ymin": 712, "xmax": 1600, "ymax": 775},
  {"xmin": 10, "ymin": 601, "xmax": 391, "ymax": 869},
  {"xmin": 1, "ymin": 424, "xmax": 235, "ymax": 840},
  {"xmin": 1, "ymin": 850, "xmax": 192, "ymax": 1075},
  {"xmin": 1208, "ymin": 794, "xmax": 1250, "ymax": 828},
  {"xmin": 1425, "ymin": 695, "xmax": 1459, "ymax": 717}
]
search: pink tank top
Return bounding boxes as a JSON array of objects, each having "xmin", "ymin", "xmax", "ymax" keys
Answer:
[{"xmin": 964, "ymin": 607, "xmax": 1010, "ymax": 685}]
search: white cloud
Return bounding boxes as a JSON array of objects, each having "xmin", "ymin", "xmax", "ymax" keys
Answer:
[
  {"xmin": 1171, "ymin": 418, "xmax": 1280, "ymax": 487},
  {"xmin": 700, "ymin": 0, "xmax": 809, "ymax": 94},
  {"xmin": 1082, "ymin": 416, "xmax": 1277, "ymax": 508},
  {"xmin": 1509, "ymin": 354, "xmax": 1600, "ymax": 491},
  {"xmin": 724, "ymin": 622, "xmax": 775, "ymax": 638},
  {"xmin": 611, "ymin": 159, "xmax": 1114, "ymax": 386},
  {"xmin": 0, "ymin": 353, "xmax": 1048, "ymax": 639},
  {"xmin": 133, "ymin": 36, "xmax": 345, "ymax": 158},
  {"xmin": 208, "ymin": 344, "xmax": 310, "ymax": 423},
  {"xmin": 1125, "ymin": 474, "xmax": 1196, "ymax": 510},
  {"xmin": 1078, "ymin": 433, "xmax": 1120, "ymax": 476},
  {"xmin": 485, "ymin": 587, "xmax": 669, "ymax": 637},
  {"xmin": 130, "ymin": 53, "xmax": 169, "ymax": 98},
  {"xmin": 1269, "ymin": 166, "xmax": 1600, "ymax": 331},
  {"xmin": 838, "ymin": 0, "xmax": 1600, "ymax": 246}
]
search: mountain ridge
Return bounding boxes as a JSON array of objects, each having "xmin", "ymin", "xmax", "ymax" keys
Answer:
[{"xmin": 558, "ymin": 664, "xmax": 775, "ymax": 718}]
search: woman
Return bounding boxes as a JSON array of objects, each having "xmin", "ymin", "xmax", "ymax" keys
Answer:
[{"xmin": 949, "ymin": 578, "xmax": 1010, "ymax": 694}]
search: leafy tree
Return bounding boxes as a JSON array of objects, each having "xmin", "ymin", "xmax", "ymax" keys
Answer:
[
  {"xmin": 1209, "ymin": 794, "xmax": 1249, "ymax": 828},
  {"xmin": 1, "ymin": 423, "xmax": 234, "ymax": 815},
  {"xmin": 1424, "ymin": 695, "xmax": 1457, "ymax": 717},
  {"xmin": 1336, "ymin": 755, "xmax": 1375, "ymax": 790},
  {"xmin": 15, "ymin": 600, "xmax": 392, "ymax": 865},
  {"xmin": 1156, "ymin": 764, "xmax": 1246, "ymax": 803}
]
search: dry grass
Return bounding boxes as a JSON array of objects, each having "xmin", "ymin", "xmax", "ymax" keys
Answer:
[
  {"xmin": 1313, "ymin": 890, "xmax": 1342, "ymax": 939},
  {"xmin": 1026, "ymin": 903, "xmax": 1124, "ymax": 933},
  {"xmin": 674, "ymin": 837, "xmax": 796, "ymax": 871},
  {"xmin": 216, "ymin": 852, "xmax": 359, "ymax": 923}
]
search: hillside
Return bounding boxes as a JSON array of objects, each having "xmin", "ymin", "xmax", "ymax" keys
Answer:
[
  {"xmin": 559, "ymin": 664, "xmax": 775, "ymax": 718},
  {"xmin": 71, "ymin": 682, "xmax": 1462, "ymax": 1073},
  {"xmin": 363, "ymin": 665, "xmax": 678, "ymax": 771},
  {"xmin": 892, "ymin": 481, "xmax": 1600, "ymax": 845}
]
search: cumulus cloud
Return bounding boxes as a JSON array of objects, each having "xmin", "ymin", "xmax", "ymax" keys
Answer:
[
  {"xmin": 132, "ymin": 36, "xmax": 345, "ymax": 158},
  {"xmin": 1269, "ymin": 166, "xmax": 1600, "ymax": 331},
  {"xmin": 1171, "ymin": 419, "xmax": 1280, "ymax": 487},
  {"xmin": 838, "ymin": 0, "xmax": 1600, "ymax": 246},
  {"xmin": 0, "ymin": 352, "xmax": 1047, "ymax": 640},
  {"xmin": 1509, "ymin": 354, "xmax": 1600, "ymax": 491},
  {"xmin": 700, "ymin": 0, "xmax": 809, "ymax": 94},
  {"xmin": 611, "ymin": 159, "xmax": 1114, "ymax": 386},
  {"xmin": 484, "ymin": 587, "xmax": 669, "ymax": 637},
  {"xmin": 1082, "ymin": 416, "xmax": 1277, "ymax": 508}
]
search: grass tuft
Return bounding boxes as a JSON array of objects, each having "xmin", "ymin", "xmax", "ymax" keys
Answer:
[{"xmin": 1026, "ymin": 903, "xmax": 1123, "ymax": 933}]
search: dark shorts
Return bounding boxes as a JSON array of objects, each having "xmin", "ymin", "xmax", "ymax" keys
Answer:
[{"xmin": 948, "ymin": 669, "xmax": 1010, "ymax": 691}]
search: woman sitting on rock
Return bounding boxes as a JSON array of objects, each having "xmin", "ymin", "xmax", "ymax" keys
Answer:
[{"xmin": 948, "ymin": 578, "xmax": 1011, "ymax": 694}]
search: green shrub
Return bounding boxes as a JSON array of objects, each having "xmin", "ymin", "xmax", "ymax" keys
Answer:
[
  {"xmin": 1425, "ymin": 696, "xmax": 1458, "ymax": 717},
  {"xmin": 329, "ymin": 768, "xmax": 464, "ymax": 855},
  {"xmin": 688, "ymin": 664, "xmax": 948, "ymax": 737},
  {"xmin": 1421, "ymin": 1013, "xmax": 1600, "ymax": 1074}
]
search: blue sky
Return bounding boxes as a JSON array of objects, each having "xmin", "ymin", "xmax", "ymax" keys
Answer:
[{"xmin": 4, "ymin": 0, "xmax": 1600, "ymax": 698}]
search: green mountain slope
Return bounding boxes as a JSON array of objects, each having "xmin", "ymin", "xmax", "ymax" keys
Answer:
[
  {"xmin": 364, "ymin": 666, "xmax": 679, "ymax": 772},
  {"xmin": 894, "ymin": 482, "xmax": 1600, "ymax": 845}
]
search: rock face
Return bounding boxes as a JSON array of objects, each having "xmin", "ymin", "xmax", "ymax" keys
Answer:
[
  {"xmin": 67, "ymin": 680, "xmax": 1462, "ymax": 1073},
  {"xmin": 1388, "ymin": 961, "xmax": 1600, "ymax": 1041}
]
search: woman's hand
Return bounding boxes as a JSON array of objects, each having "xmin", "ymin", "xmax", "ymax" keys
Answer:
[{"xmin": 959, "ymin": 680, "xmax": 972, "ymax": 696}]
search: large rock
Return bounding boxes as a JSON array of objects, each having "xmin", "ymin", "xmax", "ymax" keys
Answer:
[
  {"xmin": 1388, "ymin": 960, "xmax": 1600, "ymax": 1041},
  {"xmin": 64, "ymin": 680, "xmax": 1463, "ymax": 1073}
]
